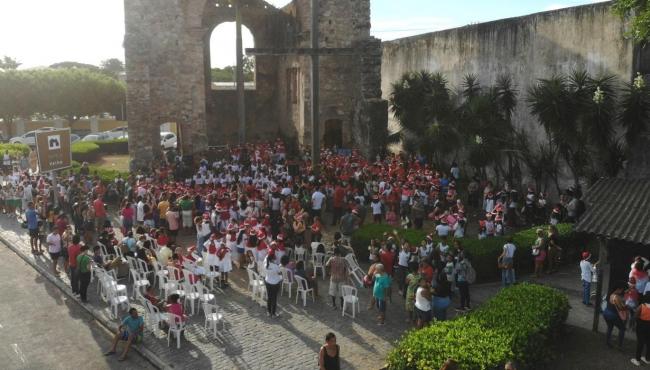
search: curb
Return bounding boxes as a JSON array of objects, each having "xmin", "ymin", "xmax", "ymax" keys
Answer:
[{"xmin": 0, "ymin": 232, "xmax": 171, "ymax": 370}]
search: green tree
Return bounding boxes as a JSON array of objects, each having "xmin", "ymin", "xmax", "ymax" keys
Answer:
[
  {"xmin": 0, "ymin": 56, "xmax": 21, "ymax": 70},
  {"xmin": 613, "ymin": 0, "xmax": 650, "ymax": 44},
  {"xmin": 50, "ymin": 61, "xmax": 99, "ymax": 71},
  {"xmin": 100, "ymin": 58, "xmax": 125, "ymax": 78}
]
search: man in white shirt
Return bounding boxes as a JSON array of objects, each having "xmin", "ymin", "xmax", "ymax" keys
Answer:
[
  {"xmin": 136, "ymin": 197, "xmax": 145, "ymax": 225},
  {"xmin": 579, "ymin": 252, "xmax": 598, "ymax": 306},
  {"xmin": 499, "ymin": 238, "xmax": 517, "ymax": 287},
  {"xmin": 311, "ymin": 187, "xmax": 325, "ymax": 219}
]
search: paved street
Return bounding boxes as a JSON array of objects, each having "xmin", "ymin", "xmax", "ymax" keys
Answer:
[{"xmin": 0, "ymin": 243, "xmax": 153, "ymax": 370}]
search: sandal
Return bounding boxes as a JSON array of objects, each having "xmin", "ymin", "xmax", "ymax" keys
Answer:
[{"xmin": 104, "ymin": 351, "xmax": 116, "ymax": 356}]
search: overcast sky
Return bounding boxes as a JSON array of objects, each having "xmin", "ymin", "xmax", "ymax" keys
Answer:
[{"xmin": 0, "ymin": 0, "xmax": 609, "ymax": 69}]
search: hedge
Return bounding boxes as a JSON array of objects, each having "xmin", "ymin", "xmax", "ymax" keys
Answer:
[
  {"xmin": 386, "ymin": 283, "xmax": 570, "ymax": 370},
  {"xmin": 72, "ymin": 139, "xmax": 128, "ymax": 163},
  {"xmin": 0, "ymin": 143, "xmax": 31, "ymax": 158},
  {"xmin": 350, "ymin": 223, "xmax": 577, "ymax": 282}
]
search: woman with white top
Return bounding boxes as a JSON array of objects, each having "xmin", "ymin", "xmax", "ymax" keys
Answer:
[
  {"xmin": 414, "ymin": 278, "xmax": 432, "ymax": 328},
  {"xmin": 46, "ymin": 229, "xmax": 62, "ymax": 274},
  {"xmin": 264, "ymin": 251, "xmax": 283, "ymax": 317}
]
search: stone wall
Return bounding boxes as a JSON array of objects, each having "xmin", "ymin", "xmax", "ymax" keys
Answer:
[{"xmin": 381, "ymin": 2, "xmax": 635, "ymax": 137}]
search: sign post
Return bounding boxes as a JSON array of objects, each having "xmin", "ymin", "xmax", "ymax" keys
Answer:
[{"xmin": 35, "ymin": 129, "xmax": 73, "ymax": 208}]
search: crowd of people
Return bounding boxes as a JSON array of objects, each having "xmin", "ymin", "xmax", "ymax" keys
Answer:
[{"xmin": 0, "ymin": 138, "xmax": 591, "ymax": 368}]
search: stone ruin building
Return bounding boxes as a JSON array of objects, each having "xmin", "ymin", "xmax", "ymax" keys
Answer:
[{"xmin": 124, "ymin": 0, "xmax": 387, "ymax": 167}]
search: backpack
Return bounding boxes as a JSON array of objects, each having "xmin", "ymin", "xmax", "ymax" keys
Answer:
[{"xmin": 466, "ymin": 261, "xmax": 477, "ymax": 284}]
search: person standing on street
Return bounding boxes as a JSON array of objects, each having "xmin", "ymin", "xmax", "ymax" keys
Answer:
[
  {"xmin": 264, "ymin": 251, "xmax": 282, "ymax": 317},
  {"xmin": 25, "ymin": 201, "xmax": 40, "ymax": 254},
  {"xmin": 326, "ymin": 248, "xmax": 348, "ymax": 309},
  {"xmin": 499, "ymin": 237, "xmax": 516, "ymax": 287},
  {"xmin": 602, "ymin": 284, "xmax": 627, "ymax": 349},
  {"xmin": 76, "ymin": 245, "xmax": 92, "ymax": 302},
  {"xmin": 46, "ymin": 228, "xmax": 62, "ymax": 275},
  {"xmin": 67, "ymin": 234, "xmax": 82, "ymax": 295},
  {"xmin": 580, "ymin": 252, "xmax": 598, "ymax": 306}
]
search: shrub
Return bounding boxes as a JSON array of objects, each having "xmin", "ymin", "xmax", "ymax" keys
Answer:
[
  {"xmin": 0, "ymin": 143, "xmax": 31, "ymax": 158},
  {"xmin": 350, "ymin": 223, "xmax": 575, "ymax": 282},
  {"xmin": 71, "ymin": 139, "xmax": 128, "ymax": 163},
  {"xmin": 386, "ymin": 283, "xmax": 569, "ymax": 370}
]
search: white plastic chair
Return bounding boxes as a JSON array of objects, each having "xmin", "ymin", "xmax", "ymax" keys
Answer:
[
  {"xmin": 203, "ymin": 303, "xmax": 224, "ymax": 338},
  {"xmin": 312, "ymin": 253, "xmax": 326, "ymax": 279},
  {"xmin": 280, "ymin": 267, "xmax": 293, "ymax": 298},
  {"xmin": 341, "ymin": 285, "xmax": 360, "ymax": 318},
  {"xmin": 204, "ymin": 267, "xmax": 221, "ymax": 291},
  {"xmin": 310, "ymin": 242, "xmax": 320, "ymax": 259},
  {"xmin": 294, "ymin": 246, "xmax": 306, "ymax": 263},
  {"xmin": 167, "ymin": 313, "xmax": 185, "ymax": 349},
  {"xmin": 129, "ymin": 269, "xmax": 150, "ymax": 299},
  {"xmin": 152, "ymin": 261, "xmax": 168, "ymax": 289},
  {"xmin": 144, "ymin": 299, "xmax": 167, "ymax": 332},
  {"xmin": 246, "ymin": 268, "xmax": 263, "ymax": 300},
  {"xmin": 196, "ymin": 282, "xmax": 216, "ymax": 313},
  {"xmin": 137, "ymin": 258, "xmax": 154, "ymax": 281},
  {"xmin": 106, "ymin": 284, "xmax": 130, "ymax": 319},
  {"xmin": 294, "ymin": 275, "xmax": 314, "ymax": 307},
  {"xmin": 182, "ymin": 279, "xmax": 200, "ymax": 316},
  {"xmin": 252, "ymin": 271, "xmax": 267, "ymax": 304},
  {"xmin": 126, "ymin": 256, "xmax": 139, "ymax": 284}
]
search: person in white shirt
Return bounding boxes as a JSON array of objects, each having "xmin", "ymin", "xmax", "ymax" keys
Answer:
[
  {"xmin": 136, "ymin": 197, "xmax": 145, "ymax": 225},
  {"xmin": 580, "ymin": 252, "xmax": 598, "ymax": 306},
  {"xmin": 499, "ymin": 237, "xmax": 517, "ymax": 287},
  {"xmin": 414, "ymin": 278, "xmax": 432, "ymax": 328},
  {"xmin": 264, "ymin": 252, "xmax": 283, "ymax": 317},
  {"xmin": 311, "ymin": 188, "xmax": 326, "ymax": 219},
  {"xmin": 370, "ymin": 196, "xmax": 383, "ymax": 223},
  {"xmin": 46, "ymin": 231, "xmax": 62, "ymax": 274}
]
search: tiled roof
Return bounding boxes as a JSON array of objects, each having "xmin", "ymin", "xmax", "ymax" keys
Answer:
[{"xmin": 575, "ymin": 178, "xmax": 650, "ymax": 245}]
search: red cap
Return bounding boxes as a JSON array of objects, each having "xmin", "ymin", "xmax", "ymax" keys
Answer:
[{"xmin": 582, "ymin": 252, "xmax": 591, "ymax": 259}]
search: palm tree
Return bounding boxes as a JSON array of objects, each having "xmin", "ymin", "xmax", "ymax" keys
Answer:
[{"xmin": 619, "ymin": 73, "xmax": 650, "ymax": 148}]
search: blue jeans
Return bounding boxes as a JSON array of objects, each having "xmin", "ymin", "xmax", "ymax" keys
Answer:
[
  {"xmin": 582, "ymin": 280, "xmax": 591, "ymax": 305},
  {"xmin": 502, "ymin": 268, "xmax": 515, "ymax": 287},
  {"xmin": 197, "ymin": 235, "xmax": 208, "ymax": 255}
]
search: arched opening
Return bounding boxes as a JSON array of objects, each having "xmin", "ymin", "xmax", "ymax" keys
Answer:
[
  {"xmin": 208, "ymin": 22, "xmax": 256, "ymax": 90},
  {"xmin": 323, "ymin": 119, "xmax": 343, "ymax": 149},
  {"xmin": 266, "ymin": 0, "xmax": 293, "ymax": 8}
]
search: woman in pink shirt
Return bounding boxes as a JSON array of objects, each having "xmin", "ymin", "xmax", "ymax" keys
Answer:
[
  {"xmin": 166, "ymin": 294, "xmax": 187, "ymax": 322},
  {"xmin": 166, "ymin": 206, "xmax": 180, "ymax": 242}
]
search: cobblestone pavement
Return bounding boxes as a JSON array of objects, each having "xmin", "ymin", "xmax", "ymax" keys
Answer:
[
  {"xmin": 0, "ymin": 243, "xmax": 153, "ymax": 370},
  {"xmin": 0, "ymin": 215, "xmax": 437, "ymax": 370}
]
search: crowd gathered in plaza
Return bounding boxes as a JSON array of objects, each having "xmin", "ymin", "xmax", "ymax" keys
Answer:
[{"xmin": 0, "ymin": 139, "xmax": 587, "ymax": 367}]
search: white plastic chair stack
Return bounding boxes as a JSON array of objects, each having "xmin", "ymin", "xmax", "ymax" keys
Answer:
[
  {"xmin": 312, "ymin": 253, "xmax": 326, "ymax": 279},
  {"xmin": 341, "ymin": 285, "xmax": 360, "ymax": 318},
  {"xmin": 294, "ymin": 275, "xmax": 314, "ymax": 307}
]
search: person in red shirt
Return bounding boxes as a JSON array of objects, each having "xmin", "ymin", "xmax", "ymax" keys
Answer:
[
  {"xmin": 67, "ymin": 234, "xmax": 82, "ymax": 295},
  {"xmin": 418, "ymin": 260, "xmax": 434, "ymax": 284},
  {"xmin": 379, "ymin": 244, "xmax": 395, "ymax": 276},
  {"xmin": 93, "ymin": 194, "xmax": 107, "ymax": 232},
  {"xmin": 332, "ymin": 183, "xmax": 346, "ymax": 226}
]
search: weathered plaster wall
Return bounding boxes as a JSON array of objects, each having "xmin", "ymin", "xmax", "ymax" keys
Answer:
[{"xmin": 381, "ymin": 2, "xmax": 634, "ymax": 136}]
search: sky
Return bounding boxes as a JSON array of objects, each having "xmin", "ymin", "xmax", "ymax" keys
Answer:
[{"xmin": 0, "ymin": 0, "xmax": 609, "ymax": 69}]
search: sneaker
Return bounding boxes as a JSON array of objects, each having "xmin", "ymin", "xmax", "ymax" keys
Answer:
[
  {"xmin": 641, "ymin": 356, "xmax": 650, "ymax": 364},
  {"xmin": 631, "ymin": 359, "xmax": 641, "ymax": 366}
]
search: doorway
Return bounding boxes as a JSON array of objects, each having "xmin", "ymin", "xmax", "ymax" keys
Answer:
[{"xmin": 323, "ymin": 119, "xmax": 343, "ymax": 149}]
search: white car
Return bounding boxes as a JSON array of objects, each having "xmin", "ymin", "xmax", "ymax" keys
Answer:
[
  {"xmin": 9, "ymin": 127, "xmax": 57, "ymax": 146},
  {"xmin": 81, "ymin": 133, "xmax": 110, "ymax": 142},
  {"xmin": 70, "ymin": 134, "xmax": 81, "ymax": 143},
  {"xmin": 103, "ymin": 126, "xmax": 128, "ymax": 140},
  {"xmin": 161, "ymin": 132, "xmax": 177, "ymax": 149}
]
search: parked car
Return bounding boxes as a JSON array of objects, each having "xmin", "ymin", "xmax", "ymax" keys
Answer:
[
  {"xmin": 81, "ymin": 133, "xmax": 110, "ymax": 142},
  {"xmin": 9, "ymin": 127, "xmax": 57, "ymax": 146},
  {"xmin": 160, "ymin": 132, "xmax": 177, "ymax": 149},
  {"xmin": 103, "ymin": 126, "xmax": 128, "ymax": 140},
  {"xmin": 70, "ymin": 134, "xmax": 81, "ymax": 143}
]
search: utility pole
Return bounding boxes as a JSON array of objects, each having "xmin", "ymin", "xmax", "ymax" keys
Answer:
[
  {"xmin": 310, "ymin": 0, "xmax": 320, "ymax": 175},
  {"xmin": 235, "ymin": 0, "xmax": 246, "ymax": 144}
]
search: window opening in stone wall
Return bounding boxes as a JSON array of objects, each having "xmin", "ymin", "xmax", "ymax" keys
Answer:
[
  {"xmin": 209, "ymin": 22, "xmax": 256, "ymax": 90},
  {"xmin": 286, "ymin": 68, "xmax": 299, "ymax": 106},
  {"xmin": 324, "ymin": 119, "xmax": 343, "ymax": 149}
]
